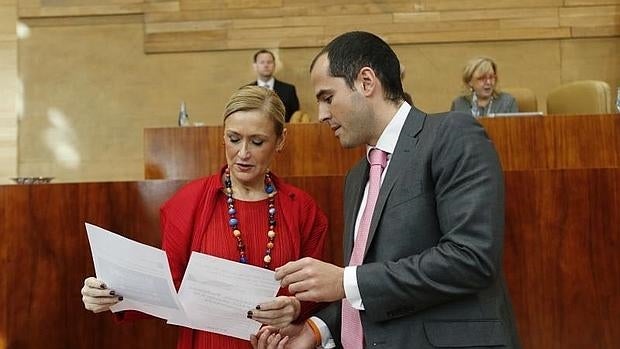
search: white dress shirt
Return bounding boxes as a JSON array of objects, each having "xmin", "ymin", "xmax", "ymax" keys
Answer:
[
  {"xmin": 311, "ymin": 101, "xmax": 412, "ymax": 348},
  {"xmin": 257, "ymin": 77, "xmax": 275, "ymax": 90}
]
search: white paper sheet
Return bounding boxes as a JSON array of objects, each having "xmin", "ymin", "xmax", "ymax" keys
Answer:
[
  {"xmin": 85, "ymin": 223, "xmax": 282, "ymax": 341},
  {"xmin": 85, "ymin": 223, "xmax": 186, "ymax": 320},
  {"xmin": 168, "ymin": 252, "xmax": 281, "ymax": 340}
]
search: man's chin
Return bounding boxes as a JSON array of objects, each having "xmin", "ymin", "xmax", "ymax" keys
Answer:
[{"xmin": 338, "ymin": 136, "xmax": 356, "ymax": 149}]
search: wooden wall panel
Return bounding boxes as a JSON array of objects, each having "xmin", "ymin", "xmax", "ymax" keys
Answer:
[
  {"xmin": 1, "ymin": 170, "xmax": 619, "ymax": 348},
  {"xmin": 559, "ymin": 37, "xmax": 620, "ymax": 96},
  {"xmin": 144, "ymin": 115, "xmax": 620, "ymax": 180},
  {"xmin": 478, "ymin": 114, "xmax": 619, "ymax": 170},
  {"xmin": 0, "ymin": 181, "xmax": 183, "ymax": 349},
  {"xmin": 0, "ymin": 177, "xmax": 346, "ymax": 348},
  {"xmin": 141, "ymin": 1, "xmax": 617, "ymax": 53},
  {"xmin": 17, "ymin": 0, "xmax": 619, "ymax": 53},
  {"xmin": 0, "ymin": 0, "xmax": 17, "ymax": 185},
  {"xmin": 144, "ymin": 123, "xmax": 366, "ymax": 180},
  {"xmin": 503, "ymin": 169, "xmax": 620, "ymax": 349}
]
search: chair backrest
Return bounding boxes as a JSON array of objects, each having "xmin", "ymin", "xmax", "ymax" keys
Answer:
[
  {"xmin": 546, "ymin": 80, "xmax": 611, "ymax": 115},
  {"xmin": 502, "ymin": 87, "xmax": 538, "ymax": 112},
  {"xmin": 289, "ymin": 110, "xmax": 312, "ymax": 123}
]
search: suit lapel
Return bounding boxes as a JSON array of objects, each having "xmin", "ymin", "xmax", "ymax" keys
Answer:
[{"xmin": 363, "ymin": 107, "xmax": 427, "ymax": 257}]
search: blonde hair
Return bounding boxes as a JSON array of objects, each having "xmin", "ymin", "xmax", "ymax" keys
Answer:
[
  {"xmin": 462, "ymin": 56, "xmax": 498, "ymax": 87},
  {"xmin": 223, "ymin": 86, "xmax": 285, "ymax": 137}
]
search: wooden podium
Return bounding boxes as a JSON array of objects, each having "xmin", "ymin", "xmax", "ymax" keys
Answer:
[
  {"xmin": 144, "ymin": 123, "xmax": 365, "ymax": 179},
  {"xmin": 0, "ymin": 115, "xmax": 618, "ymax": 349}
]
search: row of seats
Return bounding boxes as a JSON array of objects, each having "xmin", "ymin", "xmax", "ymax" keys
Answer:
[
  {"xmin": 505, "ymin": 80, "xmax": 612, "ymax": 115},
  {"xmin": 290, "ymin": 80, "xmax": 614, "ymax": 122}
]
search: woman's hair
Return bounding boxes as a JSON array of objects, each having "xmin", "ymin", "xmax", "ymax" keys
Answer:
[
  {"xmin": 462, "ymin": 56, "xmax": 498, "ymax": 86},
  {"xmin": 223, "ymin": 86, "xmax": 285, "ymax": 137}
]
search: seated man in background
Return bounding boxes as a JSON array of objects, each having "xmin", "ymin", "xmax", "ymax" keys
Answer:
[
  {"xmin": 249, "ymin": 49, "xmax": 300, "ymax": 122},
  {"xmin": 451, "ymin": 56, "xmax": 518, "ymax": 117}
]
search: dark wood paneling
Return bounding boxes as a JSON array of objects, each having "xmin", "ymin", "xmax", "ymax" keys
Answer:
[
  {"xmin": 0, "ymin": 181, "xmax": 184, "ymax": 349},
  {"xmin": 503, "ymin": 169, "xmax": 620, "ymax": 349},
  {"xmin": 285, "ymin": 176, "xmax": 346, "ymax": 267},
  {"xmin": 146, "ymin": 115, "xmax": 619, "ymax": 180},
  {"xmin": 144, "ymin": 123, "xmax": 366, "ymax": 179},
  {"xmin": 479, "ymin": 114, "xmax": 619, "ymax": 170},
  {"xmin": 0, "ymin": 177, "xmax": 346, "ymax": 349}
]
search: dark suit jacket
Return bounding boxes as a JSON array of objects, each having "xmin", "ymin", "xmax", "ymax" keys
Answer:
[
  {"xmin": 248, "ymin": 79, "xmax": 299, "ymax": 122},
  {"xmin": 317, "ymin": 106, "xmax": 521, "ymax": 348}
]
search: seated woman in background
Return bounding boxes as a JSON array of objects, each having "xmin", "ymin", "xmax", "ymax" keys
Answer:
[
  {"xmin": 80, "ymin": 86, "xmax": 328, "ymax": 349},
  {"xmin": 451, "ymin": 56, "xmax": 518, "ymax": 117}
]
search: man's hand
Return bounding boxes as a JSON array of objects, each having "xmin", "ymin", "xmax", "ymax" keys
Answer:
[{"xmin": 275, "ymin": 257, "xmax": 345, "ymax": 302}]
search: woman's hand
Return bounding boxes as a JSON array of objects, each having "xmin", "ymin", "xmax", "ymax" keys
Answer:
[
  {"xmin": 250, "ymin": 327, "xmax": 289, "ymax": 349},
  {"xmin": 249, "ymin": 296, "xmax": 301, "ymax": 328},
  {"xmin": 81, "ymin": 276, "xmax": 123, "ymax": 313},
  {"xmin": 250, "ymin": 323, "xmax": 315, "ymax": 349}
]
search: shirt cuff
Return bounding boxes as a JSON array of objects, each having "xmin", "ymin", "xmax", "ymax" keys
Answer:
[
  {"xmin": 309, "ymin": 316, "xmax": 336, "ymax": 348},
  {"xmin": 343, "ymin": 266, "xmax": 365, "ymax": 310}
]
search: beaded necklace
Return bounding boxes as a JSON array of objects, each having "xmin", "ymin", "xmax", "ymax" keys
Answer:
[{"xmin": 224, "ymin": 167, "xmax": 277, "ymax": 269}]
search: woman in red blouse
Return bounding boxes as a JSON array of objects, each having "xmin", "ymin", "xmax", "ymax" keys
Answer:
[{"xmin": 81, "ymin": 86, "xmax": 329, "ymax": 349}]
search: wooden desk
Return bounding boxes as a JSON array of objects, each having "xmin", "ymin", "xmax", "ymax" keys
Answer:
[
  {"xmin": 144, "ymin": 114, "xmax": 620, "ymax": 179},
  {"xmin": 144, "ymin": 123, "xmax": 365, "ymax": 179},
  {"xmin": 479, "ymin": 114, "xmax": 620, "ymax": 170}
]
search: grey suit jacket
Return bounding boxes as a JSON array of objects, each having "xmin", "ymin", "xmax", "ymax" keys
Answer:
[{"xmin": 316, "ymin": 107, "xmax": 521, "ymax": 348}]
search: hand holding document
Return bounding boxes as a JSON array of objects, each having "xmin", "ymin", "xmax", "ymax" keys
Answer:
[
  {"xmin": 85, "ymin": 223, "xmax": 281, "ymax": 340},
  {"xmin": 85, "ymin": 223, "xmax": 184, "ymax": 320},
  {"xmin": 168, "ymin": 252, "xmax": 281, "ymax": 339}
]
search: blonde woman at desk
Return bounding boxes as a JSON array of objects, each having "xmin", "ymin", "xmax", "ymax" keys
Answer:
[{"xmin": 451, "ymin": 56, "xmax": 518, "ymax": 117}]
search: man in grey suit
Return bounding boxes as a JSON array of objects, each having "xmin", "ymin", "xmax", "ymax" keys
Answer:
[{"xmin": 262, "ymin": 31, "xmax": 521, "ymax": 349}]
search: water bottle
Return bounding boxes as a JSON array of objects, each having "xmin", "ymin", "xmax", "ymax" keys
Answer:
[
  {"xmin": 616, "ymin": 87, "xmax": 620, "ymax": 113},
  {"xmin": 178, "ymin": 101, "xmax": 190, "ymax": 127}
]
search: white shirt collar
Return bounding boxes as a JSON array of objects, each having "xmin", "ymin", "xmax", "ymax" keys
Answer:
[
  {"xmin": 257, "ymin": 77, "xmax": 275, "ymax": 89},
  {"xmin": 366, "ymin": 101, "xmax": 411, "ymax": 159}
]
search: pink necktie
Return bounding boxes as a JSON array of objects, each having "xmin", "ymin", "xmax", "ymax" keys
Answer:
[{"xmin": 341, "ymin": 148, "xmax": 387, "ymax": 349}]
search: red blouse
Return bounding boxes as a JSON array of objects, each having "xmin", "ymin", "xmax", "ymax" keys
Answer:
[{"xmin": 160, "ymin": 170, "xmax": 328, "ymax": 349}]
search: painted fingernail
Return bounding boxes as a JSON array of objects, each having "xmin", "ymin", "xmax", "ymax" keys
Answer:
[
  {"xmin": 109, "ymin": 290, "xmax": 116, "ymax": 296},
  {"xmin": 255, "ymin": 305, "xmax": 261, "ymax": 310},
  {"xmin": 118, "ymin": 296, "xmax": 124, "ymax": 301}
]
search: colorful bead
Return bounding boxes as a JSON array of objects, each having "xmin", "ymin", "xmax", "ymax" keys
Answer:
[{"xmin": 225, "ymin": 167, "xmax": 277, "ymax": 269}]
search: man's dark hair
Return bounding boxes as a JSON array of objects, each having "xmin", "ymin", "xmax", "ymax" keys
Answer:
[
  {"xmin": 254, "ymin": 49, "xmax": 275, "ymax": 62},
  {"xmin": 310, "ymin": 31, "xmax": 405, "ymax": 103}
]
